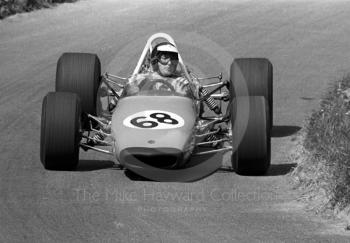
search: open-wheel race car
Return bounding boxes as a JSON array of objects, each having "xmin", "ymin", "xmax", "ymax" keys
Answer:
[{"xmin": 40, "ymin": 33, "xmax": 273, "ymax": 178}]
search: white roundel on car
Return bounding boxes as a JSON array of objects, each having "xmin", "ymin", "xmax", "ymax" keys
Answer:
[{"xmin": 123, "ymin": 110, "xmax": 185, "ymax": 129}]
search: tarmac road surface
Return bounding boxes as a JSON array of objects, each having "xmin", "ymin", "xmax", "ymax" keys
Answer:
[{"xmin": 1, "ymin": 0, "xmax": 350, "ymax": 242}]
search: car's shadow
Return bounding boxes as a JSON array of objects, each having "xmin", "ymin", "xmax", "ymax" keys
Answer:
[
  {"xmin": 124, "ymin": 170, "xmax": 154, "ymax": 181},
  {"xmin": 266, "ymin": 163, "xmax": 297, "ymax": 176},
  {"xmin": 125, "ymin": 162, "xmax": 297, "ymax": 180},
  {"xmin": 75, "ymin": 160, "xmax": 121, "ymax": 171},
  {"xmin": 217, "ymin": 163, "xmax": 297, "ymax": 176},
  {"xmin": 271, "ymin": 125, "xmax": 301, "ymax": 137}
]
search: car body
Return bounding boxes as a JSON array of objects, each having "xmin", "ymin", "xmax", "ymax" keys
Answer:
[{"xmin": 40, "ymin": 32, "xmax": 272, "ymax": 180}]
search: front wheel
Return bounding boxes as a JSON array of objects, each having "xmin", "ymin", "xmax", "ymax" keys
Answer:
[
  {"xmin": 40, "ymin": 92, "xmax": 82, "ymax": 170},
  {"xmin": 230, "ymin": 58, "xmax": 273, "ymax": 128},
  {"xmin": 56, "ymin": 52, "xmax": 101, "ymax": 116},
  {"xmin": 231, "ymin": 96, "xmax": 271, "ymax": 175}
]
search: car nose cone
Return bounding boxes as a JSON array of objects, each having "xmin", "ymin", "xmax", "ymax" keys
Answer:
[{"xmin": 120, "ymin": 147, "xmax": 184, "ymax": 169}]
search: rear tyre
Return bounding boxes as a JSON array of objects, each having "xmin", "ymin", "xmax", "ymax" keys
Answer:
[
  {"xmin": 230, "ymin": 58, "xmax": 273, "ymax": 128},
  {"xmin": 231, "ymin": 96, "xmax": 270, "ymax": 175},
  {"xmin": 56, "ymin": 52, "xmax": 101, "ymax": 116},
  {"xmin": 40, "ymin": 92, "xmax": 82, "ymax": 170}
]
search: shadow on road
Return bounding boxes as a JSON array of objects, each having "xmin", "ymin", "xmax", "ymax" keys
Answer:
[
  {"xmin": 124, "ymin": 170, "xmax": 154, "ymax": 181},
  {"xmin": 266, "ymin": 163, "xmax": 297, "ymax": 176},
  {"xmin": 216, "ymin": 167, "xmax": 234, "ymax": 173},
  {"xmin": 123, "ymin": 163, "xmax": 297, "ymax": 180},
  {"xmin": 217, "ymin": 163, "xmax": 297, "ymax": 176},
  {"xmin": 76, "ymin": 160, "xmax": 118, "ymax": 171},
  {"xmin": 271, "ymin": 125, "xmax": 301, "ymax": 137}
]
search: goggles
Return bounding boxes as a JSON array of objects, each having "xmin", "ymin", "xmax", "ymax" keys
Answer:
[{"xmin": 158, "ymin": 52, "xmax": 179, "ymax": 65}]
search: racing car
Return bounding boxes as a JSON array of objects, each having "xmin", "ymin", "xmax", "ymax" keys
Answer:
[{"xmin": 40, "ymin": 33, "xmax": 273, "ymax": 179}]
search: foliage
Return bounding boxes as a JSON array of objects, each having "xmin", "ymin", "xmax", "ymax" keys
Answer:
[
  {"xmin": 292, "ymin": 75, "xmax": 350, "ymax": 213},
  {"xmin": 0, "ymin": 0, "xmax": 77, "ymax": 19}
]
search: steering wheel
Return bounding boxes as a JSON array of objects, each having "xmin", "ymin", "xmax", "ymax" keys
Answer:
[{"xmin": 139, "ymin": 78, "xmax": 176, "ymax": 92}]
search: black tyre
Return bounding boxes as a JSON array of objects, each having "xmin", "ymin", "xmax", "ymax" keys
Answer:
[
  {"xmin": 56, "ymin": 52, "xmax": 101, "ymax": 116},
  {"xmin": 231, "ymin": 96, "xmax": 271, "ymax": 175},
  {"xmin": 230, "ymin": 58, "xmax": 273, "ymax": 128},
  {"xmin": 40, "ymin": 92, "xmax": 82, "ymax": 170}
]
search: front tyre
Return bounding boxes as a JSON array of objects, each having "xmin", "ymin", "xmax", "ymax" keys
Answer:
[
  {"xmin": 230, "ymin": 58, "xmax": 273, "ymax": 128},
  {"xmin": 40, "ymin": 92, "xmax": 82, "ymax": 170},
  {"xmin": 56, "ymin": 52, "xmax": 101, "ymax": 116},
  {"xmin": 231, "ymin": 96, "xmax": 271, "ymax": 175}
]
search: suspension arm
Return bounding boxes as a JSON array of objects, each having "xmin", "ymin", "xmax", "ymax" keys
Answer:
[{"xmin": 198, "ymin": 80, "xmax": 229, "ymax": 102}]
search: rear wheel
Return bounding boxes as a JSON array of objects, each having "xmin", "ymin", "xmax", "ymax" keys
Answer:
[
  {"xmin": 56, "ymin": 52, "xmax": 101, "ymax": 116},
  {"xmin": 40, "ymin": 92, "xmax": 82, "ymax": 170},
  {"xmin": 231, "ymin": 96, "xmax": 271, "ymax": 175},
  {"xmin": 230, "ymin": 58, "xmax": 273, "ymax": 128}
]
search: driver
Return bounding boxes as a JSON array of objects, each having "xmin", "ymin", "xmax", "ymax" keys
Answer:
[{"xmin": 126, "ymin": 42, "xmax": 190, "ymax": 96}]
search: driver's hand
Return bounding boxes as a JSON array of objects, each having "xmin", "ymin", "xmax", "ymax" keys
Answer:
[
  {"xmin": 157, "ymin": 82, "xmax": 172, "ymax": 91},
  {"xmin": 176, "ymin": 77, "xmax": 189, "ymax": 86},
  {"xmin": 126, "ymin": 75, "xmax": 140, "ymax": 94},
  {"xmin": 174, "ymin": 77, "xmax": 189, "ymax": 95}
]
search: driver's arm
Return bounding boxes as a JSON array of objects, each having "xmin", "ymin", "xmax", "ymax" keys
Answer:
[{"xmin": 125, "ymin": 74, "xmax": 147, "ymax": 95}]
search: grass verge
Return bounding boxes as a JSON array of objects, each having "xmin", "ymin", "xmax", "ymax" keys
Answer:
[
  {"xmin": 0, "ymin": 0, "xmax": 77, "ymax": 19},
  {"xmin": 291, "ymin": 75, "xmax": 350, "ymax": 224}
]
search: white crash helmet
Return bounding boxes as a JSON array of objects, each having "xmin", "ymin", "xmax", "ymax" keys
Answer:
[{"xmin": 150, "ymin": 42, "xmax": 179, "ymax": 65}]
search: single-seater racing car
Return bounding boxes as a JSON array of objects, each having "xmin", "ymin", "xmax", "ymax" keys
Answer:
[{"xmin": 40, "ymin": 33, "xmax": 273, "ymax": 179}]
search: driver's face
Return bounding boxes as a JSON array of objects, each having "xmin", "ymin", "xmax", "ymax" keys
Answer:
[{"xmin": 157, "ymin": 52, "xmax": 178, "ymax": 77}]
